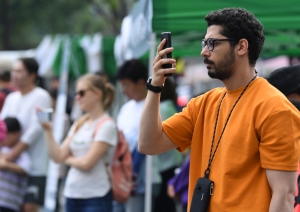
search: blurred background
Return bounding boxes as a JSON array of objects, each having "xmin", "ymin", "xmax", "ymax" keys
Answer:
[
  {"xmin": 1, "ymin": 0, "xmax": 300, "ymax": 109},
  {"xmin": 0, "ymin": 0, "xmax": 300, "ymax": 211}
]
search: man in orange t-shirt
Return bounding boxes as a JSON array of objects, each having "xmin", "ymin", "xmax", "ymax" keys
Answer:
[{"xmin": 139, "ymin": 8, "xmax": 300, "ymax": 212}]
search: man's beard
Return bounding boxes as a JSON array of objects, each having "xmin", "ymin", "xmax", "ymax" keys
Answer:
[{"xmin": 204, "ymin": 48, "xmax": 235, "ymax": 81}]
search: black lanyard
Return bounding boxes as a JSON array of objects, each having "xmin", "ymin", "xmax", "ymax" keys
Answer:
[{"xmin": 204, "ymin": 73, "xmax": 258, "ymax": 178}]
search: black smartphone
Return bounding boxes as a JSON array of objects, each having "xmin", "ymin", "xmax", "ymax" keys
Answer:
[{"xmin": 161, "ymin": 32, "xmax": 173, "ymax": 77}]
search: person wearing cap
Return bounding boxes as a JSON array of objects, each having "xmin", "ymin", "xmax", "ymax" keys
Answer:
[
  {"xmin": 0, "ymin": 59, "xmax": 17, "ymax": 112},
  {"xmin": 268, "ymin": 65, "xmax": 300, "ymax": 212}
]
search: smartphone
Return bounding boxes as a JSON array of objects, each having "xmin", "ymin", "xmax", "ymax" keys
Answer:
[
  {"xmin": 161, "ymin": 32, "xmax": 173, "ymax": 77},
  {"xmin": 37, "ymin": 108, "xmax": 53, "ymax": 123}
]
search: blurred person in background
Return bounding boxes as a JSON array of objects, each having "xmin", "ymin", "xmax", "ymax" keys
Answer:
[
  {"xmin": 0, "ymin": 59, "xmax": 17, "ymax": 112},
  {"xmin": 115, "ymin": 59, "xmax": 161, "ymax": 212},
  {"xmin": 291, "ymin": 99, "xmax": 300, "ymax": 212},
  {"xmin": 1, "ymin": 57, "xmax": 52, "ymax": 212},
  {"xmin": 153, "ymin": 77, "xmax": 183, "ymax": 212},
  {"xmin": 50, "ymin": 76, "xmax": 73, "ymax": 116},
  {"xmin": 39, "ymin": 73, "xmax": 117, "ymax": 212},
  {"xmin": 167, "ymin": 155, "xmax": 190, "ymax": 212},
  {"xmin": 0, "ymin": 117, "xmax": 31, "ymax": 212},
  {"xmin": 0, "ymin": 118, "xmax": 7, "ymax": 143},
  {"xmin": 267, "ymin": 65, "xmax": 300, "ymax": 212},
  {"xmin": 139, "ymin": 8, "xmax": 300, "ymax": 212},
  {"xmin": 267, "ymin": 64, "xmax": 300, "ymax": 101}
]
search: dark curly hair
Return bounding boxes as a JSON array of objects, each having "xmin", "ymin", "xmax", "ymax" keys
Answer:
[
  {"xmin": 116, "ymin": 59, "xmax": 148, "ymax": 83},
  {"xmin": 205, "ymin": 8, "xmax": 265, "ymax": 66}
]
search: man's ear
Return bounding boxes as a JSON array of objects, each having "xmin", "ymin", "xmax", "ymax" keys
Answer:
[
  {"xmin": 236, "ymin": 38, "xmax": 248, "ymax": 56},
  {"xmin": 30, "ymin": 73, "xmax": 37, "ymax": 83},
  {"xmin": 137, "ymin": 78, "xmax": 146, "ymax": 87}
]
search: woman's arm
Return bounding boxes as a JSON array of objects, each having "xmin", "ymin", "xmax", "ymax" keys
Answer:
[
  {"xmin": 64, "ymin": 141, "xmax": 110, "ymax": 171},
  {"xmin": 42, "ymin": 122, "xmax": 72, "ymax": 163}
]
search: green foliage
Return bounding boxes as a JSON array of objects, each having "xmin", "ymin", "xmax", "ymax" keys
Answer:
[{"xmin": 0, "ymin": 0, "xmax": 135, "ymax": 50}]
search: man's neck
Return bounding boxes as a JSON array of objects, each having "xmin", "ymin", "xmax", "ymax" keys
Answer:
[
  {"xmin": 87, "ymin": 106, "xmax": 105, "ymax": 122},
  {"xmin": 20, "ymin": 84, "xmax": 35, "ymax": 95},
  {"xmin": 134, "ymin": 88, "xmax": 147, "ymax": 102},
  {"xmin": 222, "ymin": 67, "xmax": 257, "ymax": 91}
]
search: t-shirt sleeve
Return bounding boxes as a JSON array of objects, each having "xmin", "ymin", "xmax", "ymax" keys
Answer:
[
  {"xmin": 94, "ymin": 120, "xmax": 118, "ymax": 146},
  {"xmin": 259, "ymin": 109, "xmax": 300, "ymax": 171},
  {"xmin": 162, "ymin": 98, "xmax": 196, "ymax": 152},
  {"xmin": 21, "ymin": 92, "xmax": 52, "ymax": 146}
]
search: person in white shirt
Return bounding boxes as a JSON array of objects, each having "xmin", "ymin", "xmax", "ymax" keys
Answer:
[
  {"xmin": 1, "ymin": 57, "xmax": 52, "ymax": 212},
  {"xmin": 114, "ymin": 59, "xmax": 161, "ymax": 212},
  {"xmin": 39, "ymin": 73, "xmax": 118, "ymax": 212}
]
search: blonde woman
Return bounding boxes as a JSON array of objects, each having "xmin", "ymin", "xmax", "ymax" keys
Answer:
[{"xmin": 39, "ymin": 74, "xmax": 117, "ymax": 212}]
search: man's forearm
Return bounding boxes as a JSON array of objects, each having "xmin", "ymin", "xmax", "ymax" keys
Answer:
[
  {"xmin": 139, "ymin": 91, "xmax": 162, "ymax": 154},
  {"xmin": 266, "ymin": 170, "xmax": 297, "ymax": 212},
  {"xmin": 269, "ymin": 192, "xmax": 294, "ymax": 212},
  {"xmin": 44, "ymin": 130, "xmax": 65, "ymax": 163}
]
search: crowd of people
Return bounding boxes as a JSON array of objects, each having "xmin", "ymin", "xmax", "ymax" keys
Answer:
[
  {"xmin": 0, "ymin": 56, "xmax": 185, "ymax": 212},
  {"xmin": 0, "ymin": 6, "xmax": 299, "ymax": 212}
]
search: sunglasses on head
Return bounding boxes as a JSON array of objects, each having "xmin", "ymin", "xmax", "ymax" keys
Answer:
[{"xmin": 75, "ymin": 90, "xmax": 87, "ymax": 97}]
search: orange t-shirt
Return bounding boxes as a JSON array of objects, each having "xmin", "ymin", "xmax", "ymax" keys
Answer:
[{"xmin": 162, "ymin": 78, "xmax": 300, "ymax": 212}]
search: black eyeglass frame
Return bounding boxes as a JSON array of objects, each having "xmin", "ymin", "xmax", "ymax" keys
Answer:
[{"xmin": 202, "ymin": 38, "xmax": 237, "ymax": 51}]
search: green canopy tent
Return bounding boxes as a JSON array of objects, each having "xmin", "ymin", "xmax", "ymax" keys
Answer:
[
  {"xmin": 36, "ymin": 35, "xmax": 116, "ymax": 80},
  {"xmin": 152, "ymin": 0, "xmax": 300, "ymax": 58}
]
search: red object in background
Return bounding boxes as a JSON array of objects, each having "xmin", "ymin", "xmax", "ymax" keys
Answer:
[{"xmin": 177, "ymin": 96, "xmax": 189, "ymax": 107}]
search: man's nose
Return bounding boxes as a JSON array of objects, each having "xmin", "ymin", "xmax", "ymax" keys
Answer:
[{"xmin": 201, "ymin": 46, "xmax": 210, "ymax": 57}]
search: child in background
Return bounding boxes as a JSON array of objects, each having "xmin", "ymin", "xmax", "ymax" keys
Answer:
[{"xmin": 0, "ymin": 117, "xmax": 31, "ymax": 212}]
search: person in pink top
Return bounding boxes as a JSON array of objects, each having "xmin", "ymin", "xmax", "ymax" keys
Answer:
[
  {"xmin": 0, "ymin": 118, "xmax": 7, "ymax": 142},
  {"xmin": 0, "ymin": 59, "xmax": 17, "ymax": 112}
]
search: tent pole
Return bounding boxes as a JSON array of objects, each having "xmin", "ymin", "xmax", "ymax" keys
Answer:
[
  {"xmin": 145, "ymin": 32, "xmax": 156, "ymax": 212},
  {"xmin": 44, "ymin": 38, "xmax": 71, "ymax": 212}
]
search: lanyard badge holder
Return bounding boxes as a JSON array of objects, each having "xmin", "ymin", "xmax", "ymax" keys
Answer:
[
  {"xmin": 190, "ymin": 171, "xmax": 214, "ymax": 212},
  {"xmin": 190, "ymin": 73, "xmax": 257, "ymax": 212}
]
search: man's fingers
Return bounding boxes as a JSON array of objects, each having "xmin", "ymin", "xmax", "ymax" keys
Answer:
[{"xmin": 156, "ymin": 39, "xmax": 166, "ymax": 54}]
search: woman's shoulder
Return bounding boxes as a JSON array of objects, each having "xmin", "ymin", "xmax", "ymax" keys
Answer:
[{"xmin": 95, "ymin": 115, "xmax": 117, "ymax": 131}]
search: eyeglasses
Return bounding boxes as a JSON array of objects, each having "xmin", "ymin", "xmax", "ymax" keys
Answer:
[
  {"xmin": 201, "ymin": 38, "xmax": 236, "ymax": 51},
  {"xmin": 75, "ymin": 89, "xmax": 87, "ymax": 98}
]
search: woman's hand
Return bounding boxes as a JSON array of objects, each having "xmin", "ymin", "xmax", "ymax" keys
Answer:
[
  {"xmin": 152, "ymin": 39, "xmax": 176, "ymax": 86},
  {"xmin": 36, "ymin": 107, "xmax": 52, "ymax": 132},
  {"xmin": 64, "ymin": 156, "xmax": 73, "ymax": 166},
  {"xmin": 40, "ymin": 122, "xmax": 52, "ymax": 132}
]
